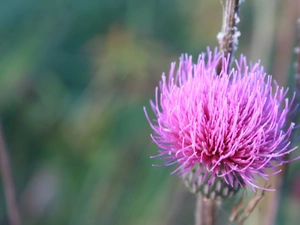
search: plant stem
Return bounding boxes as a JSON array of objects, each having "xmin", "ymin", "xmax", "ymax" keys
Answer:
[
  {"xmin": 194, "ymin": 1, "xmax": 242, "ymax": 224},
  {"xmin": 217, "ymin": 0, "xmax": 241, "ymax": 75},
  {"xmin": 195, "ymin": 195, "xmax": 217, "ymax": 225},
  {"xmin": 264, "ymin": 17, "xmax": 300, "ymax": 225},
  {"xmin": 295, "ymin": 18, "xmax": 300, "ymax": 103},
  {"xmin": 0, "ymin": 122, "xmax": 21, "ymax": 225}
]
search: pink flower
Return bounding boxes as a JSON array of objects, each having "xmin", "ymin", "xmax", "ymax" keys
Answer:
[{"xmin": 144, "ymin": 48, "xmax": 299, "ymax": 190}]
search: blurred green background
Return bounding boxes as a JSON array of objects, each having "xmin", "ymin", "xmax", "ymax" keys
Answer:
[{"xmin": 0, "ymin": 0, "xmax": 299, "ymax": 225}]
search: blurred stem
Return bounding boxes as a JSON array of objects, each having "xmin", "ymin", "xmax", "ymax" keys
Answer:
[
  {"xmin": 264, "ymin": 166, "xmax": 288, "ymax": 225},
  {"xmin": 195, "ymin": 195, "xmax": 217, "ymax": 225},
  {"xmin": 295, "ymin": 18, "xmax": 300, "ymax": 98},
  {"xmin": 0, "ymin": 123, "xmax": 21, "ymax": 225},
  {"xmin": 264, "ymin": 17, "xmax": 300, "ymax": 225},
  {"xmin": 217, "ymin": 0, "xmax": 241, "ymax": 75}
]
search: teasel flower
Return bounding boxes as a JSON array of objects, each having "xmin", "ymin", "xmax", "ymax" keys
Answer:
[{"xmin": 144, "ymin": 48, "xmax": 299, "ymax": 199}]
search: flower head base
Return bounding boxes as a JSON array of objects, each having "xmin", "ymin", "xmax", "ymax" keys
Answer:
[{"xmin": 144, "ymin": 48, "xmax": 299, "ymax": 192}]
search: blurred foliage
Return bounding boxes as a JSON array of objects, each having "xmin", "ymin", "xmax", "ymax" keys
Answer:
[{"xmin": 0, "ymin": 0, "xmax": 299, "ymax": 225}]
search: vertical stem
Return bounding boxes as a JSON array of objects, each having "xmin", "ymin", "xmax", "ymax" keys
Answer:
[
  {"xmin": 264, "ymin": 16, "xmax": 300, "ymax": 225},
  {"xmin": 194, "ymin": 1, "xmax": 242, "ymax": 224},
  {"xmin": 195, "ymin": 195, "xmax": 217, "ymax": 225},
  {"xmin": 0, "ymin": 123, "xmax": 21, "ymax": 225},
  {"xmin": 271, "ymin": 0, "xmax": 298, "ymax": 87},
  {"xmin": 263, "ymin": 166, "xmax": 287, "ymax": 225},
  {"xmin": 217, "ymin": 0, "xmax": 241, "ymax": 75},
  {"xmin": 295, "ymin": 18, "xmax": 300, "ymax": 97}
]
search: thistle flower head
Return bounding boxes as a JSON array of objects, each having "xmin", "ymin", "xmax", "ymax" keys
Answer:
[{"xmin": 144, "ymin": 48, "xmax": 299, "ymax": 192}]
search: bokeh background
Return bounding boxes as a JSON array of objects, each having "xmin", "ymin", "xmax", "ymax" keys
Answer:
[{"xmin": 0, "ymin": 0, "xmax": 299, "ymax": 225}]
